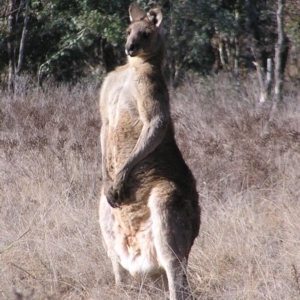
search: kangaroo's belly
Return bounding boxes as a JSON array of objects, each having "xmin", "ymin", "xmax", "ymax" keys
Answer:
[{"xmin": 112, "ymin": 201, "xmax": 164, "ymax": 278}]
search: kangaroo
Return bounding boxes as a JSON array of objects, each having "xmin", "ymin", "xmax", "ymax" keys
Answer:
[{"xmin": 99, "ymin": 3, "xmax": 200, "ymax": 300}]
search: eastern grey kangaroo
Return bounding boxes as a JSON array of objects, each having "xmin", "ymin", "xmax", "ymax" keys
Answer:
[{"xmin": 99, "ymin": 3, "xmax": 200, "ymax": 299}]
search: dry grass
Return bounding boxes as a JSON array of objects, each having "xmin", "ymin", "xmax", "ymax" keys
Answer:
[{"xmin": 1, "ymin": 74, "xmax": 300, "ymax": 299}]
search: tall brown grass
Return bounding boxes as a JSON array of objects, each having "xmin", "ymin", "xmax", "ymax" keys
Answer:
[{"xmin": 1, "ymin": 74, "xmax": 300, "ymax": 299}]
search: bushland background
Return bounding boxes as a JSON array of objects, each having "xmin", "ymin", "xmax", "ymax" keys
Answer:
[
  {"xmin": 1, "ymin": 0, "xmax": 300, "ymax": 299},
  {"xmin": 1, "ymin": 0, "xmax": 300, "ymax": 89}
]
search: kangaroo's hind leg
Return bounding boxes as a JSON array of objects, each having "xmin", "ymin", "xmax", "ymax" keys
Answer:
[
  {"xmin": 148, "ymin": 185, "xmax": 198, "ymax": 300},
  {"xmin": 99, "ymin": 191, "xmax": 128, "ymax": 285}
]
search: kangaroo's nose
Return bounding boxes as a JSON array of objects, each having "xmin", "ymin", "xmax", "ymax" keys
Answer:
[
  {"xmin": 125, "ymin": 43, "xmax": 139, "ymax": 56},
  {"xmin": 128, "ymin": 44, "xmax": 135, "ymax": 52}
]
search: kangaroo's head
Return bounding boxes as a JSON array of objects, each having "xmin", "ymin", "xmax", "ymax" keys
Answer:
[{"xmin": 125, "ymin": 3, "xmax": 163, "ymax": 61}]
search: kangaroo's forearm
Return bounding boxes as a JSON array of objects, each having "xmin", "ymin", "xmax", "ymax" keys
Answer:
[{"xmin": 117, "ymin": 118, "xmax": 168, "ymax": 177}]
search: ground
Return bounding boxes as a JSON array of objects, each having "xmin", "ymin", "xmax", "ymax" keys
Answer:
[{"xmin": 0, "ymin": 74, "xmax": 300, "ymax": 299}]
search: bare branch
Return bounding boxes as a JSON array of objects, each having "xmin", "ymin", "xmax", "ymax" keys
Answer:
[{"xmin": 16, "ymin": 0, "xmax": 30, "ymax": 75}]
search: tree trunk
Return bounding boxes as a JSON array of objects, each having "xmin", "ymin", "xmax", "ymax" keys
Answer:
[
  {"xmin": 254, "ymin": 58, "xmax": 272, "ymax": 103},
  {"xmin": 219, "ymin": 40, "xmax": 226, "ymax": 68},
  {"xmin": 265, "ymin": 58, "xmax": 272, "ymax": 97},
  {"xmin": 245, "ymin": 0, "xmax": 258, "ymax": 72},
  {"xmin": 8, "ymin": 0, "xmax": 16, "ymax": 92},
  {"xmin": 234, "ymin": 3, "xmax": 240, "ymax": 79},
  {"xmin": 234, "ymin": 38, "xmax": 239, "ymax": 79},
  {"xmin": 273, "ymin": 0, "xmax": 285, "ymax": 105},
  {"xmin": 16, "ymin": 0, "xmax": 30, "ymax": 75}
]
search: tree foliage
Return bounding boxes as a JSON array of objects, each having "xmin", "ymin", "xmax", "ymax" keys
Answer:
[{"xmin": 0, "ymin": 0, "xmax": 299, "ymax": 87}]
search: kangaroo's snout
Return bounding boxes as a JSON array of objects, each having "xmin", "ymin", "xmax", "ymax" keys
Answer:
[{"xmin": 125, "ymin": 42, "xmax": 140, "ymax": 57}]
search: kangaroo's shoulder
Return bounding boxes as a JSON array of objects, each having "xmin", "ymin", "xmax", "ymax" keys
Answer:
[
  {"xmin": 104, "ymin": 63, "xmax": 131, "ymax": 82},
  {"xmin": 134, "ymin": 64, "xmax": 167, "ymax": 91},
  {"xmin": 100, "ymin": 64, "xmax": 133, "ymax": 97}
]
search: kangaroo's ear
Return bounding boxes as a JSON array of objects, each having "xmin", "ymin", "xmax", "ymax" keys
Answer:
[
  {"xmin": 129, "ymin": 3, "xmax": 147, "ymax": 22},
  {"xmin": 147, "ymin": 6, "xmax": 163, "ymax": 28}
]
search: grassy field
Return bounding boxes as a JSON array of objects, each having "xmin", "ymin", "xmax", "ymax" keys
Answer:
[{"xmin": 0, "ymin": 74, "xmax": 300, "ymax": 299}]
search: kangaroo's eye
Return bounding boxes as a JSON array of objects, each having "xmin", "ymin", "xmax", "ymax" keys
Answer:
[
  {"xmin": 143, "ymin": 32, "xmax": 150, "ymax": 39},
  {"xmin": 127, "ymin": 29, "xmax": 131, "ymax": 35}
]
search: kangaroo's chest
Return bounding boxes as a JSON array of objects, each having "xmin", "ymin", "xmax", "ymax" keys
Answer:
[
  {"xmin": 106, "ymin": 68, "xmax": 143, "ymax": 173},
  {"xmin": 109, "ymin": 76, "xmax": 142, "ymax": 141},
  {"xmin": 108, "ymin": 68, "xmax": 139, "ymax": 126}
]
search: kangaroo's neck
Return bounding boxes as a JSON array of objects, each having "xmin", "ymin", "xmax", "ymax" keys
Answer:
[
  {"xmin": 127, "ymin": 56, "xmax": 162, "ymax": 68},
  {"xmin": 127, "ymin": 54, "xmax": 163, "ymax": 69}
]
